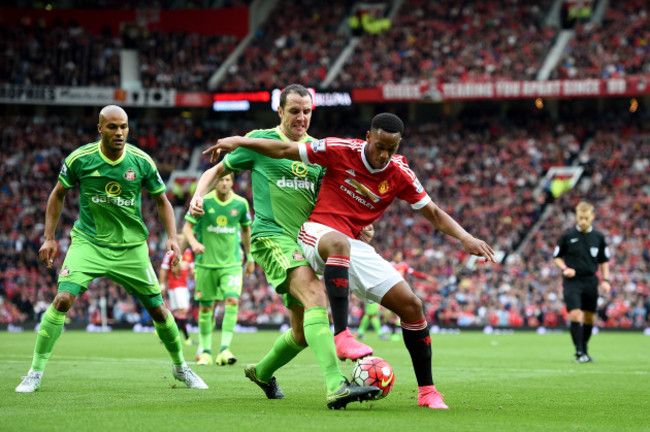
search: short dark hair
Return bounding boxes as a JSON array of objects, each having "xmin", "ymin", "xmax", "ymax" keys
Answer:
[
  {"xmin": 279, "ymin": 84, "xmax": 312, "ymax": 109},
  {"xmin": 371, "ymin": 113, "xmax": 404, "ymax": 135}
]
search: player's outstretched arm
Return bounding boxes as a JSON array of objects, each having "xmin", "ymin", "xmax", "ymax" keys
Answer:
[
  {"xmin": 39, "ymin": 182, "xmax": 68, "ymax": 269},
  {"xmin": 206, "ymin": 136, "xmax": 301, "ymax": 161},
  {"xmin": 419, "ymin": 201, "xmax": 496, "ymax": 263}
]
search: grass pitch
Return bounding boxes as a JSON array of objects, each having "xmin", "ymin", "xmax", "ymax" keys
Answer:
[{"xmin": 1, "ymin": 329, "xmax": 648, "ymax": 432}]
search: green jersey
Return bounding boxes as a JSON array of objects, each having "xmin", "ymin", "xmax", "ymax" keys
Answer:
[
  {"xmin": 184, "ymin": 190, "xmax": 252, "ymax": 269},
  {"xmin": 223, "ymin": 127, "xmax": 324, "ymax": 240},
  {"xmin": 58, "ymin": 141, "xmax": 166, "ymax": 248}
]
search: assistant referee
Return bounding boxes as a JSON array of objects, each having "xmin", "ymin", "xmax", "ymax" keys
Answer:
[{"xmin": 553, "ymin": 201, "xmax": 611, "ymax": 363}]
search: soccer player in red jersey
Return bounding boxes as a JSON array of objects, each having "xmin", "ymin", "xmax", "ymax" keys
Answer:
[
  {"xmin": 208, "ymin": 112, "xmax": 496, "ymax": 409},
  {"xmin": 159, "ymin": 243, "xmax": 195, "ymax": 345}
]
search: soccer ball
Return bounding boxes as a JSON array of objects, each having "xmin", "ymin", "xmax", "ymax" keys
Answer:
[{"xmin": 351, "ymin": 356, "xmax": 394, "ymax": 399}]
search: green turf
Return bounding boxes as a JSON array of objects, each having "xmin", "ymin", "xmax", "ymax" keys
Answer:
[{"xmin": 1, "ymin": 330, "xmax": 648, "ymax": 432}]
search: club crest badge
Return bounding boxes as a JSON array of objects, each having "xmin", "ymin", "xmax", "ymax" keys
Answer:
[
  {"xmin": 292, "ymin": 250, "xmax": 306, "ymax": 261},
  {"xmin": 60, "ymin": 266, "xmax": 71, "ymax": 277},
  {"xmin": 124, "ymin": 169, "xmax": 137, "ymax": 181}
]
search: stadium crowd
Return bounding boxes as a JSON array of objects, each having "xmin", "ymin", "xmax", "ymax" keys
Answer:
[
  {"xmin": 1, "ymin": 1, "xmax": 648, "ymax": 330},
  {"xmin": 3, "ymin": 0, "xmax": 647, "ymax": 91},
  {"xmin": 552, "ymin": 0, "xmax": 650, "ymax": 80},
  {"xmin": 1, "ymin": 110, "xmax": 648, "ymax": 331}
]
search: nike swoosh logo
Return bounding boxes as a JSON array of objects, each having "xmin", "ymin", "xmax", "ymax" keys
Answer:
[
  {"xmin": 381, "ymin": 373, "xmax": 393, "ymax": 387},
  {"xmin": 329, "ymin": 389, "xmax": 350, "ymax": 400}
]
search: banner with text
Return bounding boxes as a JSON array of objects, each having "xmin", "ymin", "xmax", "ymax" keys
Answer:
[{"xmin": 352, "ymin": 77, "xmax": 650, "ymax": 102}]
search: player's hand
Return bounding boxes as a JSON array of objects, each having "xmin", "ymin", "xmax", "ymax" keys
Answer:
[
  {"xmin": 245, "ymin": 260, "xmax": 255, "ymax": 278},
  {"xmin": 562, "ymin": 267, "xmax": 576, "ymax": 278},
  {"xmin": 167, "ymin": 239, "xmax": 181, "ymax": 267},
  {"xmin": 202, "ymin": 136, "xmax": 243, "ymax": 163},
  {"xmin": 191, "ymin": 242, "xmax": 205, "ymax": 255},
  {"xmin": 189, "ymin": 195, "xmax": 204, "ymax": 217},
  {"xmin": 600, "ymin": 279, "xmax": 611, "ymax": 294},
  {"xmin": 461, "ymin": 235, "xmax": 497, "ymax": 263},
  {"xmin": 171, "ymin": 261, "xmax": 181, "ymax": 277},
  {"xmin": 357, "ymin": 224, "xmax": 375, "ymax": 244},
  {"xmin": 39, "ymin": 239, "xmax": 58, "ymax": 269}
]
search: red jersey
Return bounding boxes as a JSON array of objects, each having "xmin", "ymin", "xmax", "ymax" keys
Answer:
[
  {"xmin": 161, "ymin": 248, "xmax": 194, "ymax": 290},
  {"xmin": 299, "ymin": 138, "xmax": 430, "ymax": 239}
]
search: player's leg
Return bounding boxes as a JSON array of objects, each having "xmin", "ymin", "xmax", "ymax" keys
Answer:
[
  {"xmin": 298, "ymin": 223, "xmax": 372, "ymax": 360},
  {"xmin": 169, "ymin": 287, "xmax": 191, "ymax": 343},
  {"xmin": 110, "ymin": 244, "xmax": 206, "ymax": 389},
  {"xmin": 581, "ymin": 277, "xmax": 599, "ymax": 362},
  {"xmin": 17, "ymin": 236, "xmax": 99, "ymax": 393},
  {"xmin": 194, "ymin": 267, "xmax": 220, "ymax": 364},
  {"xmin": 381, "ymin": 281, "xmax": 447, "ymax": 409},
  {"xmin": 317, "ymin": 230, "xmax": 351, "ymax": 335},
  {"xmin": 215, "ymin": 267, "xmax": 242, "ymax": 365},
  {"xmin": 563, "ymin": 282, "xmax": 585, "ymax": 361},
  {"xmin": 246, "ymin": 302, "xmax": 306, "ymax": 399},
  {"xmin": 288, "ymin": 267, "xmax": 380, "ymax": 408},
  {"xmin": 250, "ymin": 235, "xmax": 378, "ymax": 407},
  {"xmin": 196, "ymin": 301, "xmax": 216, "ymax": 364}
]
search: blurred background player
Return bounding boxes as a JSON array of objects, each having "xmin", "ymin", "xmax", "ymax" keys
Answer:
[
  {"xmin": 159, "ymin": 234, "xmax": 196, "ymax": 346},
  {"xmin": 385, "ymin": 251, "xmax": 437, "ymax": 340},
  {"xmin": 183, "ymin": 172, "xmax": 254, "ymax": 366},
  {"xmin": 356, "ymin": 300, "xmax": 387, "ymax": 341},
  {"xmin": 553, "ymin": 201, "xmax": 611, "ymax": 363},
  {"xmin": 16, "ymin": 105, "xmax": 207, "ymax": 392}
]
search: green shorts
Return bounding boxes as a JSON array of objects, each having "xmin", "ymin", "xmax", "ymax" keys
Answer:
[
  {"xmin": 364, "ymin": 302, "xmax": 380, "ymax": 315},
  {"xmin": 58, "ymin": 234, "xmax": 162, "ymax": 309},
  {"xmin": 252, "ymin": 235, "xmax": 311, "ymax": 306},
  {"xmin": 194, "ymin": 266, "xmax": 242, "ymax": 302}
]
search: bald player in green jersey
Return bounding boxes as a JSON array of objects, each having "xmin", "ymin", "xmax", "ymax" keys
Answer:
[
  {"xmin": 183, "ymin": 172, "xmax": 254, "ymax": 366},
  {"xmin": 189, "ymin": 84, "xmax": 379, "ymax": 409},
  {"xmin": 16, "ymin": 105, "xmax": 207, "ymax": 393}
]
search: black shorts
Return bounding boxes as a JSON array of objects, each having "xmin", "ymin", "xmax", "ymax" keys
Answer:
[{"xmin": 563, "ymin": 274, "xmax": 598, "ymax": 312}]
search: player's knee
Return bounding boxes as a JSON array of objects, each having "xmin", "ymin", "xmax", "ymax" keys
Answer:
[
  {"xmin": 52, "ymin": 292, "xmax": 75, "ymax": 312},
  {"xmin": 322, "ymin": 232, "xmax": 351, "ymax": 256},
  {"xmin": 225, "ymin": 297, "xmax": 239, "ymax": 306},
  {"xmin": 396, "ymin": 295, "xmax": 423, "ymax": 321}
]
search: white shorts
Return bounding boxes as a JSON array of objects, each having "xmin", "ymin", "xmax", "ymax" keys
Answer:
[
  {"xmin": 298, "ymin": 222, "xmax": 403, "ymax": 303},
  {"xmin": 168, "ymin": 287, "xmax": 190, "ymax": 311}
]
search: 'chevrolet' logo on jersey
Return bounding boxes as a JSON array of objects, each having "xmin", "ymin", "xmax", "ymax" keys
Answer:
[{"xmin": 344, "ymin": 178, "xmax": 381, "ymax": 203}]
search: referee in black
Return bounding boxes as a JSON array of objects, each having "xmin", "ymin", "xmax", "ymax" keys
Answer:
[{"xmin": 553, "ymin": 201, "xmax": 611, "ymax": 363}]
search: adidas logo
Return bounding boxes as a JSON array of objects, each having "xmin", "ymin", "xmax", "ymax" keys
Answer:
[
  {"xmin": 90, "ymin": 170, "xmax": 101, "ymax": 177},
  {"xmin": 208, "ymin": 208, "xmax": 215, "ymax": 213},
  {"xmin": 346, "ymin": 169, "xmax": 355, "ymax": 176}
]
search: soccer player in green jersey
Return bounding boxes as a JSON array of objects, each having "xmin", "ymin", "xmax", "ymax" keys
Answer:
[
  {"xmin": 189, "ymin": 84, "xmax": 379, "ymax": 409},
  {"xmin": 15, "ymin": 105, "xmax": 207, "ymax": 393},
  {"xmin": 183, "ymin": 172, "xmax": 255, "ymax": 366}
]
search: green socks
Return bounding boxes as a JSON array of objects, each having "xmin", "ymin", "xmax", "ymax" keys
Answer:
[
  {"xmin": 358, "ymin": 314, "xmax": 370, "ymax": 335},
  {"xmin": 255, "ymin": 329, "xmax": 306, "ymax": 382},
  {"xmin": 303, "ymin": 307, "xmax": 344, "ymax": 393},
  {"xmin": 198, "ymin": 310, "xmax": 213, "ymax": 353},
  {"xmin": 371, "ymin": 316, "xmax": 383, "ymax": 335},
  {"xmin": 154, "ymin": 311, "xmax": 184, "ymax": 366},
  {"xmin": 219, "ymin": 304, "xmax": 238, "ymax": 352},
  {"xmin": 31, "ymin": 305, "xmax": 66, "ymax": 371}
]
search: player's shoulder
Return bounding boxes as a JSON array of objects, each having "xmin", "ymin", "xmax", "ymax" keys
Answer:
[
  {"xmin": 66, "ymin": 141, "xmax": 101, "ymax": 165},
  {"xmin": 246, "ymin": 128, "xmax": 278, "ymax": 139},
  {"xmin": 125, "ymin": 144, "xmax": 157, "ymax": 169},
  {"xmin": 231, "ymin": 193, "xmax": 250, "ymax": 206}
]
